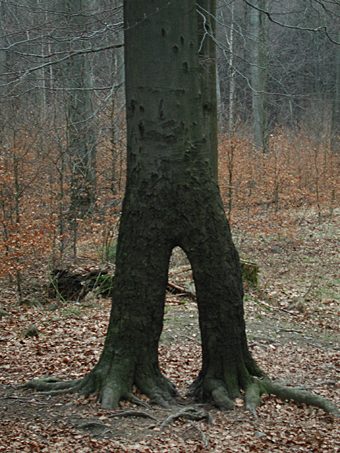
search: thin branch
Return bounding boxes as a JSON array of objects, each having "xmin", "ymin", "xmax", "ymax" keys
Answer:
[
  {"xmin": 199, "ymin": 5, "xmax": 323, "ymax": 98},
  {"xmin": 0, "ymin": 43, "xmax": 123, "ymax": 89},
  {"xmin": 108, "ymin": 410, "xmax": 158, "ymax": 421},
  {"xmin": 243, "ymin": 0, "xmax": 340, "ymax": 45}
]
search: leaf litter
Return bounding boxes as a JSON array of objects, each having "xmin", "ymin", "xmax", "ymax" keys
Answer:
[{"xmin": 0, "ymin": 209, "xmax": 339, "ymax": 452}]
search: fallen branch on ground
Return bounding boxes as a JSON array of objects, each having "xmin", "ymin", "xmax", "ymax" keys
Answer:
[
  {"xmin": 108, "ymin": 410, "xmax": 158, "ymax": 421},
  {"xmin": 166, "ymin": 281, "xmax": 196, "ymax": 298}
]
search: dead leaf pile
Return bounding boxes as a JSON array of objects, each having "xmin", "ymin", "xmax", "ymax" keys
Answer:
[{"xmin": 0, "ymin": 210, "xmax": 339, "ymax": 452}]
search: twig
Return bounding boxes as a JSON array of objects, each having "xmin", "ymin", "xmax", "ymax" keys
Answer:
[
  {"xmin": 167, "ymin": 282, "xmax": 196, "ymax": 299},
  {"xmin": 188, "ymin": 422, "xmax": 209, "ymax": 448},
  {"xmin": 277, "ymin": 328, "xmax": 302, "ymax": 334},
  {"xmin": 1, "ymin": 396, "xmax": 48, "ymax": 404},
  {"xmin": 169, "ymin": 265, "xmax": 191, "ymax": 276},
  {"xmin": 160, "ymin": 407, "xmax": 211, "ymax": 430},
  {"xmin": 256, "ymin": 299, "xmax": 297, "ymax": 315},
  {"xmin": 108, "ymin": 410, "xmax": 158, "ymax": 421}
]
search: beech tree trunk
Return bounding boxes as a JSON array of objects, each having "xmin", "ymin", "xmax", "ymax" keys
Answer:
[
  {"xmin": 73, "ymin": 0, "xmax": 260, "ymax": 409},
  {"xmin": 26, "ymin": 1, "xmax": 338, "ymax": 417}
]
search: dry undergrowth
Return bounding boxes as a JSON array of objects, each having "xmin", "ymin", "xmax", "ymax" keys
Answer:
[
  {"xmin": 0, "ymin": 131, "xmax": 339, "ymax": 450},
  {"xmin": 0, "ymin": 206, "xmax": 339, "ymax": 452}
]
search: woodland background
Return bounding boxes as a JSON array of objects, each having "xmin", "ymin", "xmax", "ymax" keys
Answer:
[
  {"xmin": 0, "ymin": 0, "xmax": 338, "ymax": 288},
  {"xmin": 0, "ymin": 1, "xmax": 339, "ymax": 451}
]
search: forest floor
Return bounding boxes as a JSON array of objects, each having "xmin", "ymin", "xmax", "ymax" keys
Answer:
[{"xmin": 0, "ymin": 208, "xmax": 339, "ymax": 452}]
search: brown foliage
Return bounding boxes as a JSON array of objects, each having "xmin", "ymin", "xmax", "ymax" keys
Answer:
[
  {"xmin": 218, "ymin": 130, "xmax": 338, "ymax": 231},
  {"xmin": 0, "ymin": 129, "xmax": 338, "ymax": 286}
]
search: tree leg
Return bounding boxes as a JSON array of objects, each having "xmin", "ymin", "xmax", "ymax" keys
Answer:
[
  {"xmin": 180, "ymin": 186, "xmax": 338, "ymax": 416},
  {"xmin": 26, "ymin": 204, "xmax": 178, "ymax": 408}
]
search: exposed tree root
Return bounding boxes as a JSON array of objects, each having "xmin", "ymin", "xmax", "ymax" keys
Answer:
[
  {"xmin": 194, "ymin": 373, "xmax": 338, "ymax": 416},
  {"xmin": 261, "ymin": 378, "xmax": 339, "ymax": 416},
  {"xmin": 24, "ymin": 373, "xmax": 338, "ymax": 417},
  {"xmin": 187, "ymin": 421, "xmax": 209, "ymax": 448},
  {"xmin": 24, "ymin": 355, "xmax": 338, "ymax": 418},
  {"xmin": 24, "ymin": 377, "xmax": 81, "ymax": 394},
  {"xmin": 126, "ymin": 393, "xmax": 151, "ymax": 409},
  {"xmin": 160, "ymin": 407, "xmax": 211, "ymax": 430},
  {"xmin": 24, "ymin": 365, "xmax": 178, "ymax": 410},
  {"xmin": 245, "ymin": 381, "xmax": 263, "ymax": 417}
]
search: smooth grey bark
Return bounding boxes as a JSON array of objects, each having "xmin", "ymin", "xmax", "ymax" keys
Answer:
[
  {"xmin": 249, "ymin": 0, "xmax": 268, "ymax": 152},
  {"xmin": 197, "ymin": 0, "xmax": 218, "ymax": 180},
  {"xmin": 331, "ymin": 32, "xmax": 340, "ymax": 153},
  {"xmin": 0, "ymin": 3, "xmax": 9, "ymax": 147},
  {"xmin": 0, "ymin": 8, "xmax": 6, "ymax": 91},
  {"xmin": 220, "ymin": 3, "xmax": 236, "ymax": 135},
  {"xmin": 63, "ymin": 0, "xmax": 97, "ymax": 217},
  {"xmin": 36, "ymin": 0, "xmax": 48, "ymax": 122},
  {"xmin": 227, "ymin": 3, "xmax": 236, "ymax": 136},
  {"xmin": 110, "ymin": 0, "xmax": 124, "ymax": 195}
]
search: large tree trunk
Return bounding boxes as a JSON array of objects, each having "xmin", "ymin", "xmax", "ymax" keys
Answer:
[
  {"xmin": 76, "ymin": 0, "xmax": 259, "ymax": 409},
  {"xmin": 26, "ymin": 0, "xmax": 338, "ymax": 416}
]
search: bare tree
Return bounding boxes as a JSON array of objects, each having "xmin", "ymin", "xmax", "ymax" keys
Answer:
[
  {"xmin": 331, "ymin": 31, "xmax": 340, "ymax": 153},
  {"xmin": 61, "ymin": 0, "xmax": 97, "ymax": 218},
  {"xmin": 249, "ymin": 0, "xmax": 268, "ymax": 151}
]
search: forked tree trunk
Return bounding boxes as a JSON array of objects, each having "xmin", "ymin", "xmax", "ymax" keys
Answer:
[
  {"xmin": 77, "ymin": 0, "xmax": 259, "ymax": 409},
  {"xmin": 27, "ymin": 0, "xmax": 338, "ymax": 416}
]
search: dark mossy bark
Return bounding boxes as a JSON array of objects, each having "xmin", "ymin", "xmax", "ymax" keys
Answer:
[{"xmin": 80, "ymin": 0, "xmax": 259, "ymax": 409}]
